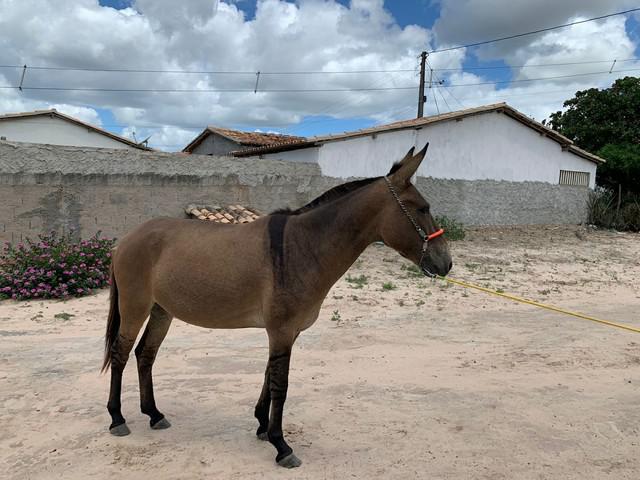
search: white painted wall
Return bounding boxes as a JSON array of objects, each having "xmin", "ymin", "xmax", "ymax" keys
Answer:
[
  {"xmin": 255, "ymin": 111, "xmax": 598, "ymax": 188},
  {"xmin": 0, "ymin": 116, "xmax": 136, "ymax": 149}
]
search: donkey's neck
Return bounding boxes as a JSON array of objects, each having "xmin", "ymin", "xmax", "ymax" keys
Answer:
[{"xmin": 287, "ymin": 185, "xmax": 383, "ymax": 292}]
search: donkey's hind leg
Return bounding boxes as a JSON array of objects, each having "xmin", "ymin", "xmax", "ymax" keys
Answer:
[
  {"xmin": 107, "ymin": 301, "xmax": 151, "ymax": 436},
  {"xmin": 135, "ymin": 303, "xmax": 173, "ymax": 430}
]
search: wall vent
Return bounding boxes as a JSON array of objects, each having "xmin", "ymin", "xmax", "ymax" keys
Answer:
[{"xmin": 559, "ymin": 170, "xmax": 589, "ymax": 187}]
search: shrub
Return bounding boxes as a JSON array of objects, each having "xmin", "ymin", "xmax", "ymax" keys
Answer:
[
  {"xmin": 435, "ymin": 215, "xmax": 466, "ymax": 241},
  {"xmin": 620, "ymin": 201, "xmax": 640, "ymax": 232},
  {"xmin": 0, "ymin": 232, "xmax": 116, "ymax": 300},
  {"xmin": 587, "ymin": 188, "xmax": 640, "ymax": 232},
  {"xmin": 587, "ymin": 187, "xmax": 616, "ymax": 228}
]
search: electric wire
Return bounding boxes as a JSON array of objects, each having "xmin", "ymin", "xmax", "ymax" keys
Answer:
[{"xmin": 428, "ymin": 7, "xmax": 640, "ymax": 54}]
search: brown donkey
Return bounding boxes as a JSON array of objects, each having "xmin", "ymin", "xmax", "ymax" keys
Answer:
[{"xmin": 102, "ymin": 144, "xmax": 452, "ymax": 468}]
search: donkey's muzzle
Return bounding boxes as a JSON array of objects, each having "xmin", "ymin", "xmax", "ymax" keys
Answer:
[{"xmin": 421, "ymin": 258, "xmax": 452, "ymax": 278}]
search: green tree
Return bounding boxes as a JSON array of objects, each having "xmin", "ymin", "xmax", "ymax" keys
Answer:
[{"xmin": 547, "ymin": 76, "xmax": 640, "ymax": 193}]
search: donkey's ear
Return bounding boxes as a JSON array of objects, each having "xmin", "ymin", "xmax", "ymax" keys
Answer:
[{"xmin": 388, "ymin": 143, "xmax": 429, "ymax": 186}]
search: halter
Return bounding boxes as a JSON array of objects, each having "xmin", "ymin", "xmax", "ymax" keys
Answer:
[{"xmin": 383, "ymin": 176, "xmax": 444, "ymax": 277}]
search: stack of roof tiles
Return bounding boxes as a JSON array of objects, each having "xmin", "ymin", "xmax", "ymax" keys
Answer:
[{"xmin": 185, "ymin": 204, "xmax": 261, "ymax": 224}]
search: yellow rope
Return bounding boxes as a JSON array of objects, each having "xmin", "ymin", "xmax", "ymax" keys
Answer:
[{"xmin": 440, "ymin": 276, "xmax": 640, "ymax": 334}]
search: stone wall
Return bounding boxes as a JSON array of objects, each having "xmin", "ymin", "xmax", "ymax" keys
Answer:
[
  {"xmin": 0, "ymin": 141, "xmax": 591, "ymax": 243},
  {"xmin": 0, "ymin": 141, "xmax": 342, "ymax": 243},
  {"xmin": 416, "ymin": 177, "xmax": 590, "ymax": 226}
]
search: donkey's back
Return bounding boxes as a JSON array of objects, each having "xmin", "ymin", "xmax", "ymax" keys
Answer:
[{"xmin": 113, "ymin": 217, "xmax": 271, "ymax": 329}]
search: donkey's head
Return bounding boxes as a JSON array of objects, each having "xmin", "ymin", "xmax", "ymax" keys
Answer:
[{"xmin": 377, "ymin": 144, "xmax": 452, "ymax": 277}]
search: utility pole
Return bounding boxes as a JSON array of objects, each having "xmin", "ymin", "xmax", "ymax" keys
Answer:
[{"xmin": 417, "ymin": 51, "xmax": 427, "ymax": 118}]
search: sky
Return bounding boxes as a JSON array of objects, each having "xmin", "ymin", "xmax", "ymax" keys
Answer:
[{"xmin": 0, "ymin": 0, "xmax": 639, "ymax": 151}]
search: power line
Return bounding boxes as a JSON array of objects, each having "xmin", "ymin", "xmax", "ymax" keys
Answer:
[
  {"xmin": 1, "ymin": 57, "xmax": 637, "ymax": 76},
  {"xmin": 0, "ymin": 85, "xmax": 417, "ymax": 93},
  {"xmin": 432, "ymin": 58, "xmax": 639, "ymax": 71},
  {"xmin": 3, "ymin": 67, "xmax": 638, "ymax": 94},
  {"xmin": 0, "ymin": 64, "xmax": 415, "ymax": 75},
  {"xmin": 429, "ymin": 7, "xmax": 640, "ymax": 54},
  {"xmin": 436, "ymin": 87, "xmax": 452, "ymax": 113},
  {"xmin": 443, "ymin": 67, "xmax": 640, "ymax": 88},
  {"xmin": 427, "ymin": 58, "xmax": 466, "ymax": 109},
  {"xmin": 280, "ymin": 73, "xmax": 405, "ymax": 132}
]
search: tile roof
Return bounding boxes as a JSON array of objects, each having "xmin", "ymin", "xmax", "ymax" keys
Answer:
[
  {"xmin": 0, "ymin": 109, "xmax": 151, "ymax": 150},
  {"xmin": 232, "ymin": 103, "xmax": 604, "ymax": 165},
  {"xmin": 182, "ymin": 126, "xmax": 304, "ymax": 153},
  {"xmin": 185, "ymin": 204, "xmax": 261, "ymax": 224}
]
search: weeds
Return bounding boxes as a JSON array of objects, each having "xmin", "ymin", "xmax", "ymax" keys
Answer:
[
  {"xmin": 435, "ymin": 215, "xmax": 466, "ymax": 241},
  {"xmin": 587, "ymin": 187, "xmax": 640, "ymax": 232},
  {"xmin": 401, "ymin": 264, "xmax": 422, "ymax": 278},
  {"xmin": 381, "ymin": 282, "xmax": 397, "ymax": 291},
  {"xmin": 346, "ymin": 274, "xmax": 368, "ymax": 289}
]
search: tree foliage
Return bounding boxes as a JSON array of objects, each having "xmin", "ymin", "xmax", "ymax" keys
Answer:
[{"xmin": 547, "ymin": 76, "xmax": 640, "ymax": 193}]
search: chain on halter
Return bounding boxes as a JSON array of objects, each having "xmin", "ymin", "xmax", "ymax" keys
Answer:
[{"xmin": 383, "ymin": 176, "xmax": 444, "ymax": 276}]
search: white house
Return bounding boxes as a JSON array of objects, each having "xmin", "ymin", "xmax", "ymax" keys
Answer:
[
  {"xmin": 0, "ymin": 109, "xmax": 148, "ymax": 150},
  {"xmin": 234, "ymin": 103, "xmax": 604, "ymax": 225}
]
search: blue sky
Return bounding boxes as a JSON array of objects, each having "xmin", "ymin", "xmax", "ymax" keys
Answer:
[
  {"xmin": 3, "ymin": 1, "xmax": 639, "ymax": 150},
  {"xmin": 99, "ymin": 0, "xmax": 441, "ymax": 26}
]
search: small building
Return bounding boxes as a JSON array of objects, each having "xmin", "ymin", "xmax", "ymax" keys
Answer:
[
  {"xmin": 233, "ymin": 103, "xmax": 605, "ymax": 225},
  {"xmin": 183, "ymin": 126, "xmax": 303, "ymax": 156},
  {"xmin": 0, "ymin": 109, "xmax": 148, "ymax": 150}
]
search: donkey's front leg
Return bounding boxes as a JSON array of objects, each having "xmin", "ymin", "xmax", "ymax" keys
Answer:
[
  {"xmin": 254, "ymin": 365, "xmax": 270, "ymax": 440},
  {"xmin": 265, "ymin": 335, "xmax": 301, "ymax": 468}
]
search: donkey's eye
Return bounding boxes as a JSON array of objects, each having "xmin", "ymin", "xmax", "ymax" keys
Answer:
[{"xmin": 418, "ymin": 206, "xmax": 430, "ymax": 214}]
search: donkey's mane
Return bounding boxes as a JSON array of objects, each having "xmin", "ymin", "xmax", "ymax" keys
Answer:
[{"xmin": 271, "ymin": 162, "xmax": 402, "ymax": 216}]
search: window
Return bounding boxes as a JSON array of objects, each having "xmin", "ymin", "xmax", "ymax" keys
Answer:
[{"xmin": 559, "ymin": 170, "xmax": 589, "ymax": 187}]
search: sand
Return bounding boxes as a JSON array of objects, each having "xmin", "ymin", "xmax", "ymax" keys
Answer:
[{"xmin": 1, "ymin": 225, "xmax": 639, "ymax": 479}]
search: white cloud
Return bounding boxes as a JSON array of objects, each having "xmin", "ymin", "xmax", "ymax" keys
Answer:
[
  {"xmin": 0, "ymin": 0, "xmax": 638, "ymax": 150},
  {"xmin": 50, "ymin": 104, "xmax": 103, "ymax": 126}
]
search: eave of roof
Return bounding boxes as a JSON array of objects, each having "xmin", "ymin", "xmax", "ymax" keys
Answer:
[
  {"xmin": 0, "ymin": 109, "xmax": 151, "ymax": 150},
  {"xmin": 232, "ymin": 103, "xmax": 605, "ymax": 165}
]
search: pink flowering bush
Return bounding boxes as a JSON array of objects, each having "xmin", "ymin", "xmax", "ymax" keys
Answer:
[{"xmin": 0, "ymin": 232, "xmax": 116, "ymax": 300}]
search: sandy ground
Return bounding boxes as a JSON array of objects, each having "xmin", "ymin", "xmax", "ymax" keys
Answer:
[{"xmin": 1, "ymin": 225, "xmax": 639, "ymax": 479}]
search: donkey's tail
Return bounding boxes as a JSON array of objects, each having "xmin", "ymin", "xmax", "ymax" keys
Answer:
[{"xmin": 101, "ymin": 263, "xmax": 120, "ymax": 373}]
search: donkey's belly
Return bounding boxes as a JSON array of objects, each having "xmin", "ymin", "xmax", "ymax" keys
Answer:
[
  {"xmin": 151, "ymin": 258, "xmax": 267, "ymax": 329},
  {"xmin": 154, "ymin": 285, "xmax": 266, "ymax": 329}
]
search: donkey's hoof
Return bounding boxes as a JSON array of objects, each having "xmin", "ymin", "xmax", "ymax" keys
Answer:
[
  {"xmin": 257, "ymin": 431, "xmax": 268, "ymax": 441},
  {"xmin": 109, "ymin": 423, "xmax": 131, "ymax": 436},
  {"xmin": 277, "ymin": 453, "xmax": 302, "ymax": 468},
  {"xmin": 151, "ymin": 417, "xmax": 171, "ymax": 430}
]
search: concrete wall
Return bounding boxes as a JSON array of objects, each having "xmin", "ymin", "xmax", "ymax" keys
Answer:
[
  {"xmin": 0, "ymin": 116, "xmax": 136, "ymax": 150},
  {"xmin": 0, "ymin": 138, "xmax": 592, "ymax": 244},
  {"xmin": 255, "ymin": 111, "xmax": 598, "ymax": 188},
  {"xmin": 190, "ymin": 132, "xmax": 242, "ymax": 156},
  {"xmin": 417, "ymin": 177, "xmax": 589, "ymax": 225},
  {"xmin": 0, "ymin": 141, "xmax": 342, "ymax": 243}
]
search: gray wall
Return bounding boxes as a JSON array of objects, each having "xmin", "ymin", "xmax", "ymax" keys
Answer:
[
  {"xmin": 190, "ymin": 133, "xmax": 243, "ymax": 156},
  {"xmin": 0, "ymin": 141, "xmax": 342, "ymax": 243},
  {"xmin": 416, "ymin": 177, "xmax": 589, "ymax": 226},
  {"xmin": 0, "ymin": 141, "xmax": 590, "ymax": 243}
]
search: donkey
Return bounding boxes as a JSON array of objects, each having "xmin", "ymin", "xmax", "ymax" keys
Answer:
[{"xmin": 102, "ymin": 144, "xmax": 452, "ymax": 468}]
